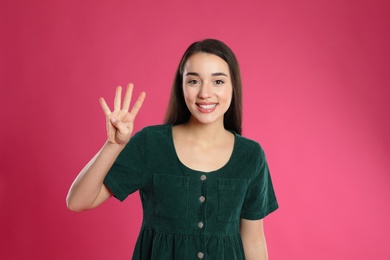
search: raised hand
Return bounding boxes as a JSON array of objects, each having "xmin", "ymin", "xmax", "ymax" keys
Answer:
[{"xmin": 99, "ymin": 83, "xmax": 146, "ymax": 145}]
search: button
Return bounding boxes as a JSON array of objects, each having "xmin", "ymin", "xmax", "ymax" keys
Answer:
[
  {"xmin": 199, "ymin": 196, "xmax": 205, "ymax": 203},
  {"xmin": 198, "ymin": 252, "xmax": 204, "ymax": 259},
  {"xmin": 198, "ymin": 222, "xmax": 204, "ymax": 228},
  {"xmin": 200, "ymin": 175, "xmax": 206, "ymax": 181}
]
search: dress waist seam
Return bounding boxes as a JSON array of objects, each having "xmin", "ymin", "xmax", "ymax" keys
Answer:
[{"xmin": 141, "ymin": 225, "xmax": 240, "ymax": 237}]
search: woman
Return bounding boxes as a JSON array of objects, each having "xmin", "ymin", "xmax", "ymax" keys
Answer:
[{"xmin": 67, "ymin": 39, "xmax": 278, "ymax": 260}]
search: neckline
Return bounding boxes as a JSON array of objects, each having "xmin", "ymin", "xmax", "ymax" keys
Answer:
[{"xmin": 167, "ymin": 124, "xmax": 238, "ymax": 174}]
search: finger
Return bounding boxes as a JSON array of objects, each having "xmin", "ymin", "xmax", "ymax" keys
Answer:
[
  {"xmin": 110, "ymin": 118, "xmax": 129, "ymax": 136},
  {"xmin": 113, "ymin": 86, "xmax": 122, "ymax": 111},
  {"xmin": 129, "ymin": 92, "xmax": 146, "ymax": 119},
  {"xmin": 99, "ymin": 97, "xmax": 112, "ymax": 115},
  {"xmin": 122, "ymin": 83, "xmax": 133, "ymax": 111}
]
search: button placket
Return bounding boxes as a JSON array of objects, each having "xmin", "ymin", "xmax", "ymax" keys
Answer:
[{"xmin": 197, "ymin": 174, "xmax": 207, "ymax": 259}]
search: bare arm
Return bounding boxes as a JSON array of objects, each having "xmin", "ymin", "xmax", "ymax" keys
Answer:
[
  {"xmin": 66, "ymin": 142, "xmax": 123, "ymax": 211},
  {"xmin": 66, "ymin": 84, "xmax": 146, "ymax": 212},
  {"xmin": 240, "ymin": 218, "xmax": 268, "ymax": 260}
]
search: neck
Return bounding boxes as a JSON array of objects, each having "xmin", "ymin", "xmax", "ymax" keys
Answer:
[{"xmin": 181, "ymin": 118, "xmax": 228, "ymax": 145}]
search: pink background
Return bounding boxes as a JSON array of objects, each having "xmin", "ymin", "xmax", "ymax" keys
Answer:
[{"xmin": 1, "ymin": 0, "xmax": 389, "ymax": 259}]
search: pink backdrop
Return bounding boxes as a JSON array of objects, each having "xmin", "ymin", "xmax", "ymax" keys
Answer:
[{"xmin": 1, "ymin": 0, "xmax": 389, "ymax": 259}]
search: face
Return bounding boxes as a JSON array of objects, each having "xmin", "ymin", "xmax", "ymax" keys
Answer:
[{"xmin": 182, "ymin": 52, "xmax": 233, "ymax": 126}]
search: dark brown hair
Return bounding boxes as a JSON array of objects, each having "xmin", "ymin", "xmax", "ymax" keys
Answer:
[{"xmin": 164, "ymin": 39, "xmax": 242, "ymax": 135}]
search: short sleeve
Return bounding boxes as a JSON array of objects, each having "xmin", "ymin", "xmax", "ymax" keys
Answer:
[
  {"xmin": 103, "ymin": 128, "xmax": 150, "ymax": 202},
  {"xmin": 240, "ymin": 148, "xmax": 278, "ymax": 220}
]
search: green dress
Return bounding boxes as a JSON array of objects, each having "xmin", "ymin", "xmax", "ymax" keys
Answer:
[{"xmin": 104, "ymin": 124, "xmax": 278, "ymax": 260}]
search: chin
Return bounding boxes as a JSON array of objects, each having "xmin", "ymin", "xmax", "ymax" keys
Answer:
[{"xmin": 191, "ymin": 115, "xmax": 224, "ymax": 126}]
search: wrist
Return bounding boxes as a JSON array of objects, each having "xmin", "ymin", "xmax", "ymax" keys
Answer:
[{"xmin": 103, "ymin": 141, "xmax": 126, "ymax": 153}]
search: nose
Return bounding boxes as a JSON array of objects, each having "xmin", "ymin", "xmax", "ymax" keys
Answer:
[{"xmin": 198, "ymin": 82, "xmax": 212, "ymax": 99}]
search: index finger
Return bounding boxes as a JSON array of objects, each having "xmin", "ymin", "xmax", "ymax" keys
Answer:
[{"xmin": 129, "ymin": 92, "xmax": 146, "ymax": 119}]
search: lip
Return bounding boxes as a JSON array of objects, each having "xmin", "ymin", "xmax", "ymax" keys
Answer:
[{"xmin": 196, "ymin": 102, "xmax": 218, "ymax": 113}]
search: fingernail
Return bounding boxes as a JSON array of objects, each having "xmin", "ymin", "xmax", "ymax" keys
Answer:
[{"xmin": 110, "ymin": 118, "xmax": 117, "ymax": 123}]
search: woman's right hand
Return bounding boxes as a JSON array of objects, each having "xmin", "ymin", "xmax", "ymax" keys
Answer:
[{"xmin": 99, "ymin": 83, "xmax": 146, "ymax": 145}]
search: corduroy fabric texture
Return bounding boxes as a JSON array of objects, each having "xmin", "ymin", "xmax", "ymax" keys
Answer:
[{"xmin": 104, "ymin": 124, "xmax": 278, "ymax": 260}]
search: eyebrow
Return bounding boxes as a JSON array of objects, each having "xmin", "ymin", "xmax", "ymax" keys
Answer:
[{"xmin": 184, "ymin": 72, "xmax": 229, "ymax": 77}]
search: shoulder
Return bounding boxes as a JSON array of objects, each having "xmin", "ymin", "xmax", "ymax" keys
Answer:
[
  {"xmin": 235, "ymin": 134, "xmax": 265, "ymax": 156},
  {"xmin": 123, "ymin": 124, "xmax": 172, "ymax": 155},
  {"xmin": 233, "ymin": 134, "xmax": 268, "ymax": 173},
  {"xmin": 138, "ymin": 124, "xmax": 171, "ymax": 133},
  {"xmin": 134, "ymin": 124, "xmax": 171, "ymax": 137},
  {"xmin": 130, "ymin": 124, "xmax": 172, "ymax": 146}
]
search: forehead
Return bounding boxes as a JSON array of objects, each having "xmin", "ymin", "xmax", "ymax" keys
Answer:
[{"xmin": 183, "ymin": 53, "xmax": 230, "ymax": 75}]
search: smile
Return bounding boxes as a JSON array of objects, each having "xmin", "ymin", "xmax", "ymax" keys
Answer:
[
  {"xmin": 198, "ymin": 104, "xmax": 217, "ymax": 109},
  {"xmin": 196, "ymin": 103, "xmax": 218, "ymax": 113}
]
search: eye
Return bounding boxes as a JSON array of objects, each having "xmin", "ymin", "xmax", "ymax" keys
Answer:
[
  {"xmin": 188, "ymin": 79, "xmax": 199, "ymax": 84},
  {"xmin": 215, "ymin": 80, "xmax": 224, "ymax": 85}
]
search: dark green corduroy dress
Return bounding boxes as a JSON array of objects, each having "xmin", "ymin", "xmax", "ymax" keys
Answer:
[{"xmin": 104, "ymin": 124, "xmax": 278, "ymax": 260}]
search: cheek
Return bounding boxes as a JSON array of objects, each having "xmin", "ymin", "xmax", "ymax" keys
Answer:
[
  {"xmin": 182, "ymin": 87, "xmax": 194, "ymax": 105},
  {"xmin": 225, "ymin": 88, "xmax": 233, "ymax": 108},
  {"xmin": 183, "ymin": 86, "xmax": 197, "ymax": 98},
  {"xmin": 223, "ymin": 87, "xmax": 233, "ymax": 101}
]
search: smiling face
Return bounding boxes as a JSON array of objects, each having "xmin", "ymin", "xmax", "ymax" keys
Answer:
[{"xmin": 182, "ymin": 52, "xmax": 233, "ymax": 126}]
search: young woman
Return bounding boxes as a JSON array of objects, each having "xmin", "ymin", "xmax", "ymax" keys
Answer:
[{"xmin": 67, "ymin": 39, "xmax": 278, "ymax": 260}]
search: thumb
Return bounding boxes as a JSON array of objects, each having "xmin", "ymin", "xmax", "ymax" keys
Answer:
[{"xmin": 110, "ymin": 118, "xmax": 129, "ymax": 136}]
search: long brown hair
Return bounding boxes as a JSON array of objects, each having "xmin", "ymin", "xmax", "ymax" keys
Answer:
[{"xmin": 164, "ymin": 39, "xmax": 242, "ymax": 135}]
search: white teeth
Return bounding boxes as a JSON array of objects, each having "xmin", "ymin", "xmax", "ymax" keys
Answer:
[{"xmin": 199, "ymin": 104, "xmax": 217, "ymax": 109}]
